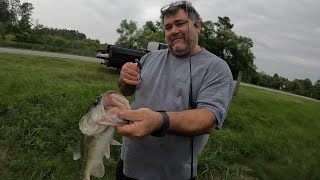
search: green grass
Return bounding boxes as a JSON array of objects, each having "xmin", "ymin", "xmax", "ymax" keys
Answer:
[
  {"xmin": 199, "ymin": 86, "xmax": 320, "ymax": 179},
  {"xmin": 0, "ymin": 53, "xmax": 319, "ymax": 180}
]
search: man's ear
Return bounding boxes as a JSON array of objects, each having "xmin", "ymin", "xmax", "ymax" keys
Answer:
[
  {"xmin": 194, "ymin": 20, "xmax": 200, "ymax": 27},
  {"xmin": 194, "ymin": 20, "xmax": 201, "ymax": 33}
]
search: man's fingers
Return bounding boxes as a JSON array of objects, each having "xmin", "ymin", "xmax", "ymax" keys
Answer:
[
  {"xmin": 116, "ymin": 124, "xmax": 132, "ymax": 135},
  {"xmin": 120, "ymin": 62, "xmax": 141, "ymax": 86},
  {"xmin": 123, "ymin": 78, "xmax": 139, "ymax": 85},
  {"xmin": 125, "ymin": 65, "xmax": 140, "ymax": 76},
  {"xmin": 116, "ymin": 123, "xmax": 139, "ymax": 138},
  {"xmin": 121, "ymin": 71, "xmax": 140, "ymax": 81},
  {"xmin": 116, "ymin": 123, "xmax": 145, "ymax": 140},
  {"xmin": 121, "ymin": 63, "xmax": 140, "ymax": 76},
  {"xmin": 117, "ymin": 110, "xmax": 141, "ymax": 122},
  {"xmin": 115, "ymin": 108, "xmax": 154, "ymax": 139}
]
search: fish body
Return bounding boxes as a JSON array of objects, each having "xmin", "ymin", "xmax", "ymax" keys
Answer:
[
  {"xmin": 79, "ymin": 126, "xmax": 116, "ymax": 180},
  {"xmin": 74, "ymin": 90, "xmax": 130, "ymax": 180}
]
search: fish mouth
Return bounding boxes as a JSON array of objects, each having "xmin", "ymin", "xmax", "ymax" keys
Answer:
[{"xmin": 79, "ymin": 90, "xmax": 131, "ymax": 135}]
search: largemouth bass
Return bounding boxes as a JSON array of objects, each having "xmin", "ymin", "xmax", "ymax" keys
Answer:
[{"xmin": 73, "ymin": 90, "xmax": 130, "ymax": 180}]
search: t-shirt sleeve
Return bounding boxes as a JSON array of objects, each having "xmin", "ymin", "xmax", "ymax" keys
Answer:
[
  {"xmin": 196, "ymin": 60, "xmax": 234, "ymax": 129},
  {"xmin": 139, "ymin": 52, "xmax": 151, "ymax": 67}
]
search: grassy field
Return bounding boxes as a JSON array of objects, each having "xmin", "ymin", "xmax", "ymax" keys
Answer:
[{"xmin": 0, "ymin": 53, "xmax": 319, "ymax": 180}]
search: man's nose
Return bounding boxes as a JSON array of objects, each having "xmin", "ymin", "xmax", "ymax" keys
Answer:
[{"xmin": 171, "ymin": 25, "xmax": 180, "ymax": 34}]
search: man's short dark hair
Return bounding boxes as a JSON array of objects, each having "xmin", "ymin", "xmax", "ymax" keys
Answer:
[{"xmin": 160, "ymin": 1, "xmax": 201, "ymax": 23}]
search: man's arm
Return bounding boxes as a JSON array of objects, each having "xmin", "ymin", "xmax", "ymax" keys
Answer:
[
  {"xmin": 116, "ymin": 108, "xmax": 216, "ymax": 139},
  {"xmin": 167, "ymin": 109, "xmax": 216, "ymax": 135}
]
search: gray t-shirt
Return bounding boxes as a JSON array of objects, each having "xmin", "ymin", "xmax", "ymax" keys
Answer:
[{"xmin": 121, "ymin": 48, "xmax": 234, "ymax": 180}]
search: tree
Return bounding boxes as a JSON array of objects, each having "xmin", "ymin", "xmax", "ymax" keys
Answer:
[
  {"xmin": 18, "ymin": 2, "xmax": 33, "ymax": 31},
  {"xmin": 288, "ymin": 79, "xmax": 304, "ymax": 95},
  {"xmin": 0, "ymin": 0, "xmax": 21, "ymax": 23},
  {"xmin": 311, "ymin": 80, "xmax": 320, "ymax": 100},
  {"xmin": 198, "ymin": 20, "xmax": 215, "ymax": 49},
  {"xmin": 0, "ymin": 0, "xmax": 11, "ymax": 23},
  {"xmin": 115, "ymin": 20, "xmax": 138, "ymax": 49},
  {"xmin": 199, "ymin": 16, "xmax": 256, "ymax": 80},
  {"xmin": 214, "ymin": 16, "xmax": 234, "ymax": 31},
  {"xmin": 300, "ymin": 78, "xmax": 313, "ymax": 97},
  {"xmin": 0, "ymin": 22, "xmax": 7, "ymax": 39},
  {"xmin": 9, "ymin": 0, "xmax": 20, "ymax": 23},
  {"xmin": 135, "ymin": 21, "xmax": 165, "ymax": 48}
]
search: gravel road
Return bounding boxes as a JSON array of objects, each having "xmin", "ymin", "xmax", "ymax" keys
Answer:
[{"xmin": 0, "ymin": 47, "xmax": 100, "ymax": 62}]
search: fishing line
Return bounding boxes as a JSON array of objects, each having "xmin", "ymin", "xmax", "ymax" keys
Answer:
[{"xmin": 185, "ymin": 1, "xmax": 195, "ymax": 179}]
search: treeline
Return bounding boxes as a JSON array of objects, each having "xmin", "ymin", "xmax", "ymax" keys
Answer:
[
  {"xmin": 251, "ymin": 72, "xmax": 320, "ymax": 100},
  {"xmin": 0, "ymin": 0, "xmax": 106, "ymax": 56},
  {"xmin": 114, "ymin": 18, "xmax": 320, "ymax": 100}
]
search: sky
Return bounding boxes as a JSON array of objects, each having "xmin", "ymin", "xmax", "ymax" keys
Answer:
[{"xmin": 21, "ymin": 0, "xmax": 320, "ymax": 83}]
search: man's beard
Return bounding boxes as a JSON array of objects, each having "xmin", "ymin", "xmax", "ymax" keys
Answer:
[
  {"xmin": 168, "ymin": 46, "xmax": 190, "ymax": 57},
  {"xmin": 167, "ymin": 34, "xmax": 198, "ymax": 57},
  {"xmin": 168, "ymin": 40, "xmax": 196, "ymax": 57}
]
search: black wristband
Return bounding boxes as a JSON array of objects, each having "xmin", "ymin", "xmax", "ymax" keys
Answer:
[{"xmin": 151, "ymin": 111, "xmax": 170, "ymax": 137}]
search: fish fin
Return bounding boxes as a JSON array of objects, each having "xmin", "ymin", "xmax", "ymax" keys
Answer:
[
  {"xmin": 73, "ymin": 140, "xmax": 81, "ymax": 160},
  {"xmin": 105, "ymin": 145, "xmax": 110, "ymax": 159},
  {"xmin": 111, "ymin": 139, "xmax": 122, "ymax": 145},
  {"xmin": 91, "ymin": 162, "xmax": 105, "ymax": 178},
  {"xmin": 104, "ymin": 139, "xmax": 121, "ymax": 159},
  {"xmin": 73, "ymin": 151, "xmax": 81, "ymax": 160}
]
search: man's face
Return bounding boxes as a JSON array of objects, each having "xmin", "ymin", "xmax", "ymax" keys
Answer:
[{"xmin": 163, "ymin": 9, "xmax": 200, "ymax": 57}]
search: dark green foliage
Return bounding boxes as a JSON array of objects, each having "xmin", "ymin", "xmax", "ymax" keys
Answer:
[
  {"xmin": 0, "ymin": 0, "xmax": 20, "ymax": 23},
  {"xmin": 0, "ymin": 1, "xmax": 107, "ymax": 57},
  {"xmin": 199, "ymin": 17, "xmax": 256, "ymax": 81},
  {"xmin": 115, "ymin": 20, "xmax": 165, "ymax": 50},
  {"xmin": 0, "ymin": 0, "xmax": 12, "ymax": 23},
  {"xmin": 18, "ymin": 2, "xmax": 34, "ymax": 31},
  {"xmin": 250, "ymin": 71, "xmax": 320, "ymax": 100}
]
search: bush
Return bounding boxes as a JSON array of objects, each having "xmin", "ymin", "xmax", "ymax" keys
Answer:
[{"xmin": 4, "ymin": 34, "xmax": 16, "ymax": 42}]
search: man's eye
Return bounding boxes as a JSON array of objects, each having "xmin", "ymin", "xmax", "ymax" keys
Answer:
[{"xmin": 165, "ymin": 26, "xmax": 172, "ymax": 30}]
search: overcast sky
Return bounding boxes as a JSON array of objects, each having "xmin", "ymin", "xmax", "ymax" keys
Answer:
[{"xmin": 21, "ymin": 0, "xmax": 320, "ymax": 83}]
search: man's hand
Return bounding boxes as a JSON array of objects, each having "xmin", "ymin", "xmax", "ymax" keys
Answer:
[
  {"xmin": 116, "ymin": 108, "xmax": 163, "ymax": 139},
  {"xmin": 120, "ymin": 62, "xmax": 141, "ymax": 86}
]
